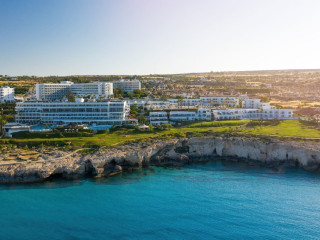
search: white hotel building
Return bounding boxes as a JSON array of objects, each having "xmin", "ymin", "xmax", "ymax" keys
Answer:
[
  {"xmin": 200, "ymin": 97, "xmax": 239, "ymax": 107},
  {"xmin": 149, "ymin": 108, "xmax": 212, "ymax": 125},
  {"xmin": 169, "ymin": 97, "xmax": 239, "ymax": 107},
  {"xmin": 127, "ymin": 99, "xmax": 172, "ymax": 110},
  {"xmin": 0, "ymin": 86, "xmax": 15, "ymax": 102},
  {"xmin": 36, "ymin": 81, "xmax": 113, "ymax": 101},
  {"xmin": 149, "ymin": 112, "xmax": 169, "ymax": 125},
  {"xmin": 243, "ymin": 99, "xmax": 271, "ymax": 109},
  {"xmin": 113, "ymin": 79, "xmax": 141, "ymax": 93},
  {"xmin": 212, "ymin": 108, "xmax": 294, "ymax": 120},
  {"xmin": 15, "ymin": 100, "xmax": 134, "ymax": 126}
]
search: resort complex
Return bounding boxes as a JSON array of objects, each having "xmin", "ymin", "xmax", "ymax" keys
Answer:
[
  {"xmin": 0, "ymin": 78, "xmax": 297, "ymax": 136},
  {"xmin": 3, "ymin": 1, "xmax": 320, "ymax": 239}
]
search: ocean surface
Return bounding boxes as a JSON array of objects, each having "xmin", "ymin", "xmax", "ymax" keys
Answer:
[{"xmin": 1, "ymin": 161, "xmax": 320, "ymax": 240}]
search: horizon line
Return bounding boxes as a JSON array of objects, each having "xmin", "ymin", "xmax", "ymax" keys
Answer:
[{"xmin": 3, "ymin": 68, "xmax": 320, "ymax": 77}]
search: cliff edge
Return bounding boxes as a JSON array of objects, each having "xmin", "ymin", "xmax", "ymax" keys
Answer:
[{"xmin": 1, "ymin": 136, "xmax": 320, "ymax": 183}]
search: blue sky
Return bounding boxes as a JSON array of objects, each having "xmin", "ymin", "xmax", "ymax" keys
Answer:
[{"xmin": 1, "ymin": 0, "xmax": 320, "ymax": 76}]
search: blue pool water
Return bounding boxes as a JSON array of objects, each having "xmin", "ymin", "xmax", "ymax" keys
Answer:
[{"xmin": 1, "ymin": 161, "xmax": 320, "ymax": 239}]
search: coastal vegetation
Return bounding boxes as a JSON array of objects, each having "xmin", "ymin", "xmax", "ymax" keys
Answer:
[{"xmin": 1, "ymin": 120, "xmax": 320, "ymax": 151}]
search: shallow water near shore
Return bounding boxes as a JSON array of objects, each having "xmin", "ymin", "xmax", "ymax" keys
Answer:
[{"xmin": 1, "ymin": 161, "xmax": 320, "ymax": 239}]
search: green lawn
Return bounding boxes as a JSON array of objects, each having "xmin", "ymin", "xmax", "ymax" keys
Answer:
[
  {"xmin": 187, "ymin": 120, "xmax": 250, "ymax": 128},
  {"xmin": 1, "ymin": 120, "xmax": 320, "ymax": 149},
  {"xmin": 240, "ymin": 120, "xmax": 320, "ymax": 138}
]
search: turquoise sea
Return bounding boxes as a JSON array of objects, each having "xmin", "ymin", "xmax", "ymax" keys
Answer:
[{"xmin": 1, "ymin": 161, "xmax": 320, "ymax": 240}]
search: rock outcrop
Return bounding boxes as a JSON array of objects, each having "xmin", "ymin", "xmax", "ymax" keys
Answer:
[{"xmin": 1, "ymin": 136, "xmax": 320, "ymax": 183}]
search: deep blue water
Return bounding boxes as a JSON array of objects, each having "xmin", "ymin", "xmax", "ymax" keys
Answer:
[{"xmin": 1, "ymin": 161, "xmax": 320, "ymax": 240}]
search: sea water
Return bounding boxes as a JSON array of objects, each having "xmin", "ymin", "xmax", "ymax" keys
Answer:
[{"xmin": 1, "ymin": 161, "xmax": 320, "ymax": 240}]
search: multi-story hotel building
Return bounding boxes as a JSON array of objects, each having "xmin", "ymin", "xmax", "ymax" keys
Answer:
[
  {"xmin": 36, "ymin": 81, "xmax": 113, "ymax": 101},
  {"xmin": 149, "ymin": 112, "xmax": 169, "ymax": 125},
  {"xmin": 212, "ymin": 108, "xmax": 295, "ymax": 120},
  {"xmin": 168, "ymin": 97, "xmax": 239, "ymax": 107},
  {"xmin": 70, "ymin": 82, "xmax": 113, "ymax": 98},
  {"xmin": 0, "ymin": 86, "xmax": 15, "ymax": 102},
  {"xmin": 243, "ymin": 99, "xmax": 271, "ymax": 109},
  {"xmin": 199, "ymin": 97, "xmax": 239, "ymax": 107},
  {"xmin": 149, "ymin": 109, "xmax": 212, "ymax": 125},
  {"xmin": 169, "ymin": 111, "xmax": 197, "ymax": 122},
  {"xmin": 113, "ymin": 79, "xmax": 141, "ymax": 93},
  {"xmin": 15, "ymin": 100, "xmax": 134, "ymax": 126}
]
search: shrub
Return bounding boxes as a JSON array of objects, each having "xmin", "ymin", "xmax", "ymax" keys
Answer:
[
  {"xmin": 11, "ymin": 130, "xmax": 94, "ymax": 139},
  {"xmin": 96, "ymin": 129, "xmax": 108, "ymax": 134},
  {"xmin": 160, "ymin": 123, "xmax": 173, "ymax": 130}
]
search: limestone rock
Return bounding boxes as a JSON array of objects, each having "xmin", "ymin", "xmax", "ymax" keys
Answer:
[{"xmin": 1, "ymin": 137, "xmax": 320, "ymax": 183}]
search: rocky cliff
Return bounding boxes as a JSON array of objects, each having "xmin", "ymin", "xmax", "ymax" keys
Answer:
[{"xmin": 1, "ymin": 136, "xmax": 320, "ymax": 183}]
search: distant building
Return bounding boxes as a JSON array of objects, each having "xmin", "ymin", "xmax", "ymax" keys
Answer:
[
  {"xmin": 70, "ymin": 82, "xmax": 113, "ymax": 98},
  {"xmin": 169, "ymin": 97, "xmax": 239, "ymax": 107},
  {"xmin": 127, "ymin": 100, "xmax": 171, "ymax": 110},
  {"xmin": 212, "ymin": 108, "xmax": 295, "ymax": 120},
  {"xmin": 264, "ymin": 83, "xmax": 272, "ymax": 88},
  {"xmin": 15, "ymin": 101, "xmax": 135, "ymax": 126},
  {"xmin": 36, "ymin": 82, "xmax": 113, "ymax": 101},
  {"xmin": 113, "ymin": 79, "xmax": 141, "ymax": 93},
  {"xmin": 36, "ymin": 82, "xmax": 71, "ymax": 101},
  {"xmin": 243, "ymin": 99, "xmax": 271, "ymax": 109},
  {"xmin": 200, "ymin": 97, "xmax": 239, "ymax": 107},
  {"xmin": 182, "ymin": 98, "xmax": 201, "ymax": 106},
  {"xmin": 158, "ymin": 84, "xmax": 167, "ymax": 89},
  {"xmin": 0, "ymin": 86, "xmax": 15, "ymax": 102}
]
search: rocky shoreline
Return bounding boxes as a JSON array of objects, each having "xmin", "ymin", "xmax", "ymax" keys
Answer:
[{"xmin": 1, "ymin": 136, "xmax": 320, "ymax": 183}]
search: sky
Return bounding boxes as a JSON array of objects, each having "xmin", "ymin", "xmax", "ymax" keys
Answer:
[{"xmin": 0, "ymin": 0, "xmax": 320, "ymax": 76}]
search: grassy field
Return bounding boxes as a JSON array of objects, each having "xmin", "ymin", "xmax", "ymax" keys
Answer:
[
  {"xmin": 1, "ymin": 120, "xmax": 319, "ymax": 150},
  {"xmin": 240, "ymin": 120, "xmax": 320, "ymax": 138},
  {"xmin": 187, "ymin": 120, "xmax": 250, "ymax": 128}
]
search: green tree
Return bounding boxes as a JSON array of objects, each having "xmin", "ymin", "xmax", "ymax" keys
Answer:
[
  {"xmin": 114, "ymin": 88, "xmax": 124, "ymax": 98},
  {"xmin": 67, "ymin": 89, "xmax": 75, "ymax": 102},
  {"xmin": 138, "ymin": 115, "xmax": 147, "ymax": 124},
  {"xmin": 130, "ymin": 104, "xmax": 139, "ymax": 118},
  {"xmin": 260, "ymin": 96, "xmax": 270, "ymax": 102}
]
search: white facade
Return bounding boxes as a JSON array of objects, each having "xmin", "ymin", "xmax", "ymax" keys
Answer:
[
  {"xmin": 168, "ymin": 97, "xmax": 239, "ymax": 107},
  {"xmin": 113, "ymin": 79, "xmax": 141, "ymax": 93},
  {"xmin": 149, "ymin": 111, "xmax": 169, "ymax": 125},
  {"xmin": 149, "ymin": 108, "xmax": 212, "ymax": 125},
  {"xmin": 182, "ymin": 98, "xmax": 201, "ymax": 106},
  {"xmin": 36, "ymin": 82, "xmax": 113, "ymax": 101},
  {"xmin": 168, "ymin": 99, "xmax": 178, "ymax": 104},
  {"xmin": 200, "ymin": 97, "xmax": 239, "ymax": 107},
  {"xmin": 70, "ymin": 82, "xmax": 113, "ymax": 98},
  {"xmin": 0, "ymin": 86, "xmax": 15, "ymax": 102},
  {"xmin": 15, "ymin": 101, "xmax": 134, "ymax": 126},
  {"xmin": 243, "ymin": 99, "xmax": 271, "ymax": 109},
  {"xmin": 169, "ymin": 111, "xmax": 197, "ymax": 122},
  {"xmin": 36, "ymin": 82, "xmax": 72, "ymax": 101},
  {"xmin": 127, "ymin": 100, "xmax": 172, "ymax": 110},
  {"xmin": 197, "ymin": 108, "xmax": 212, "ymax": 121},
  {"xmin": 212, "ymin": 108, "xmax": 295, "ymax": 120}
]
